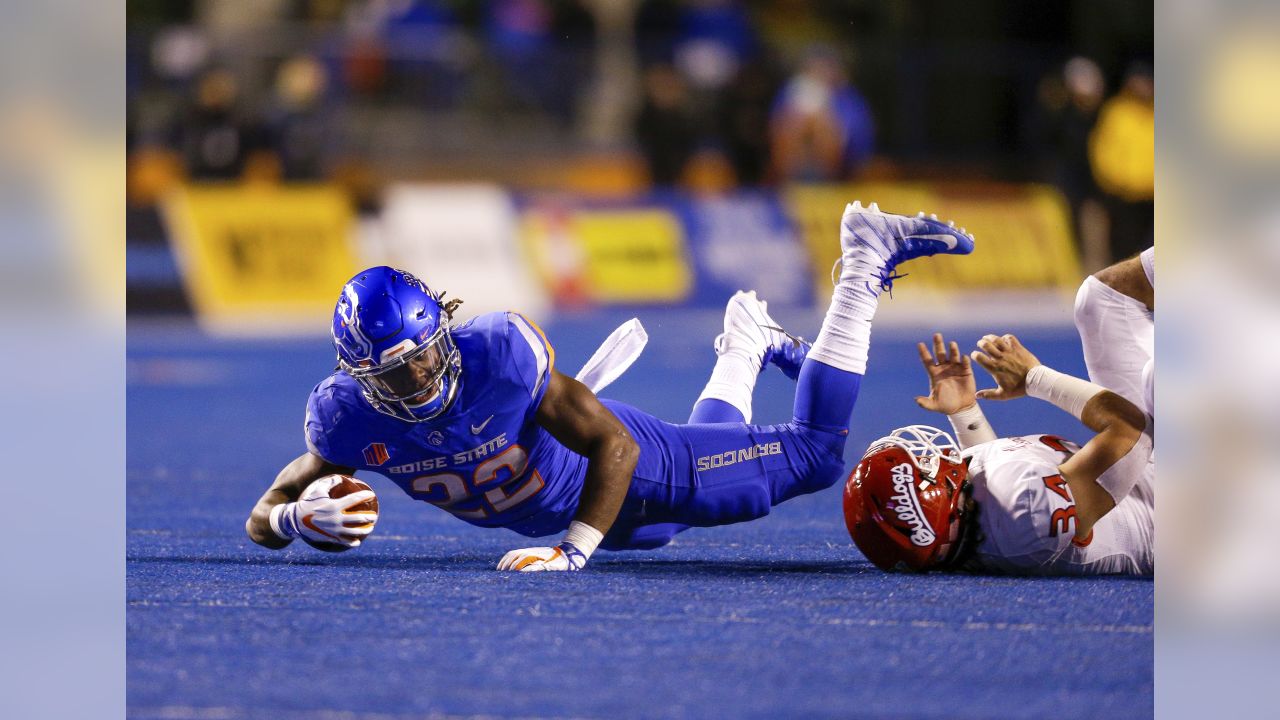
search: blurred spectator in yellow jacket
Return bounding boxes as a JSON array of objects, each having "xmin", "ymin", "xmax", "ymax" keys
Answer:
[
  {"xmin": 1089, "ymin": 63, "xmax": 1154, "ymax": 262},
  {"xmin": 1090, "ymin": 67, "xmax": 1154, "ymax": 201}
]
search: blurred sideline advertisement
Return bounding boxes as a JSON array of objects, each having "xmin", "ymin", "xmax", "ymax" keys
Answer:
[
  {"xmin": 378, "ymin": 184, "xmax": 549, "ymax": 320},
  {"xmin": 155, "ymin": 180, "xmax": 1078, "ymax": 333},
  {"xmin": 519, "ymin": 197, "xmax": 693, "ymax": 307},
  {"xmin": 787, "ymin": 183, "xmax": 1080, "ymax": 296},
  {"xmin": 162, "ymin": 184, "xmax": 359, "ymax": 334},
  {"xmin": 671, "ymin": 192, "xmax": 812, "ymax": 308},
  {"xmin": 519, "ymin": 192, "xmax": 810, "ymax": 309}
]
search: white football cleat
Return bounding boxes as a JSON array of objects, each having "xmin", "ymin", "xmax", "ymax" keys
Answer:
[
  {"xmin": 714, "ymin": 290, "xmax": 809, "ymax": 378},
  {"xmin": 838, "ymin": 201, "xmax": 975, "ymax": 292}
]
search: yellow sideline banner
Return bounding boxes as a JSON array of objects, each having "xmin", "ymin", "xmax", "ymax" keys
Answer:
[
  {"xmin": 784, "ymin": 183, "xmax": 1081, "ymax": 299},
  {"xmin": 163, "ymin": 184, "xmax": 359, "ymax": 333},
  {"xmin": 520, "ymin": 206, "xmax": 693, "ymax": 304}
]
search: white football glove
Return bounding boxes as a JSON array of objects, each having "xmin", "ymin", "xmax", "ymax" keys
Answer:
[
  {"xmin": 270, "ymin": 476, "xmax": 379, "ymax": 550},
  {"xmin": 497, "ymin": 543, "xmax": 589, "ymax": 572},
  {"xmin": 497, "ymin": 521, "xmax": 603, "ymax": 572}
]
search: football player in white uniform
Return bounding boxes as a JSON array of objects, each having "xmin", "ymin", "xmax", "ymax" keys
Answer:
[{"xmin": 843, "ymin": 249, "xmax": 1154, "ymax": 575}]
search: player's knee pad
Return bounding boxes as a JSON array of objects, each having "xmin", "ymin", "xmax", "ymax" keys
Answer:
[
  {"xmin": 792, "ymin": 420, "xmax": 849, "ymax": 458},
  {"xmin": 773, "ymin": 423, "xmax": 849, "ymax": 501},
  {"xmin": 689, "ymin": 484, "xmax": 774, "ymax": 526},
  {"xmin": 784, "ymin": 453, "xmax": 846, "ymax": 499},
  {"xmin": 1073, "ymin": 275, "xmax": 1105, "ymax": 337},
  {"xmin": 1074, "ymin": 275, "xmax": 1146, "ymax": 344}
]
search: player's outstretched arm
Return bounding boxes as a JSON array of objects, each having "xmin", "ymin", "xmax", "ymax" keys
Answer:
[
  {"xmin": 1055, "ymin": 390, "xmax": 1148, "ymax": 537},
  {"xmin": 915, "ymin": 332, "xmax": 997, "ymax": 448},
  {"xmin": 497, "ymin": 369, "xmax": 639, "ymax": 572},
  {"xmin": 245, "ymin": 452, "xmax": 356, "ymax": 549},
  {"xmin": 971, "ymin": 332, "xmax": 1150, "ymax": 537}
]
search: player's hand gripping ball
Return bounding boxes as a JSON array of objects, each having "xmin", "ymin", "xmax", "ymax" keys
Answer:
[{"xmin": 278, "ymin": 475, "xmax": 379, "ymax": 552}]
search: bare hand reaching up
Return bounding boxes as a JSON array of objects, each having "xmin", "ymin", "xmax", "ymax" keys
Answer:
[{"xmin": 915, "ymin": 332, "xmax": 978, "ymax": 414}]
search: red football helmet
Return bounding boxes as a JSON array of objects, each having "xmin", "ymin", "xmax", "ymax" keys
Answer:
[{"xmin": 843, "ymin": 425, "xmax": 973, "ymax": 572}]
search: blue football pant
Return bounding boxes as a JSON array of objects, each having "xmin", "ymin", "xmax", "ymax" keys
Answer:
[{"xmin": 600, "ymin": 356, "xmax": 861, "ymax": 551}]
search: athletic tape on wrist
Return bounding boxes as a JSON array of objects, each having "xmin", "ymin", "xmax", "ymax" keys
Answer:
[
  {"xmin": 1026, "ymin": 365, "xmax": 1105, "ymax": 420},
  {"xmin": 269, "ymin": 502, "xmax": 299, "ymax": 540},
  {"xmin": 562, "ymin": 520, "xmax": 603, "ymax": 560},
  {"xmin": 947, "ymin": 404, "xmax": 997, "ymax": 449}
]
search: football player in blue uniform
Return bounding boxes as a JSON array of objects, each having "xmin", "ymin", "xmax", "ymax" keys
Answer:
[{"xmin": 245, "ymin": 202, "xmax": 974, "ymax": 570}]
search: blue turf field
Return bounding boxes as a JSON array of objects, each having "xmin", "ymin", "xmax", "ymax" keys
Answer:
[{"xmin": 127, "ymin": 309, "xmax": 1152, "ymax": 719}]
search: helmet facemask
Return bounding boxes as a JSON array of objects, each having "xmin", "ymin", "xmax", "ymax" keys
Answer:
[
  {"xmin": 343, "ymin": 323, "xmax": 461, "ymax": 423},
  {"xmin": 865, "ymin": 424, "xmax": 961, "ymax": 478}
]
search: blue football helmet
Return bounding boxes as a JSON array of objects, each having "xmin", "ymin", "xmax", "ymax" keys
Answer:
[{"xmin": 332, "ymin": 266, "xmax": 461, "ymax": 422}]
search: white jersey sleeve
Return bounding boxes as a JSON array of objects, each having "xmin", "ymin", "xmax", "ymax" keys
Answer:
[{"xmin": 963, "ymin": 435, "xmax": 1153, "ymax": 576}]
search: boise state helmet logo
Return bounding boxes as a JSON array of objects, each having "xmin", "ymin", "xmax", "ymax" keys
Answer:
[{"xmin": 336, "ymin": 284, "xmax": 374, "ymax": 362}]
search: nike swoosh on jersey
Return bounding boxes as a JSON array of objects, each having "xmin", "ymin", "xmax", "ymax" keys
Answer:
[
  {"xmin": 905, "ymin": 233, "xmax": 960, "ymax": 249},
  {"xmin": 471, "ymin": 415, "xmax": 495, "ymax": 434}
]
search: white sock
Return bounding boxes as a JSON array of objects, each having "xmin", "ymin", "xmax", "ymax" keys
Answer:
[
  {"xmin": 807, "ymin": 278, "xmax": 880, "ymax": 375},
  {"xmin": 695, "ymin": 345, "xmax": 759, "ymax": 423}
]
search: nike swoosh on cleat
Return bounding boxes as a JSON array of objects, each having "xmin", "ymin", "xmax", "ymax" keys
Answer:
[
  {"xmin": 905, "ymin": 233, "xmax": 960, "ymax": 249},
  {"xmin": 471, "ymin": 415, "xmax": 495, "ymax": 434}
]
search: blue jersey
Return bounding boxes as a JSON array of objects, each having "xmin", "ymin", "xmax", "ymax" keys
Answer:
[{"xmin": 305, "ymin": 312, "xmax": 586, "ymax": 535}]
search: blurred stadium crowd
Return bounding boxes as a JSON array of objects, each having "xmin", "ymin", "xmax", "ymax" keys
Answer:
[{"xmin": 127, "ymin": 0, "xmax": 1152, "ymax": 302}]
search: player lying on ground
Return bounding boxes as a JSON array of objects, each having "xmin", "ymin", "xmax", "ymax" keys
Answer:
[
  {"xmin": 245, "ymin": 202, "xmax": 974, "ymax": 570},
  {"xmin": 843, "ymin": 249, "xmax": 1155, "ymax": 575}
]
